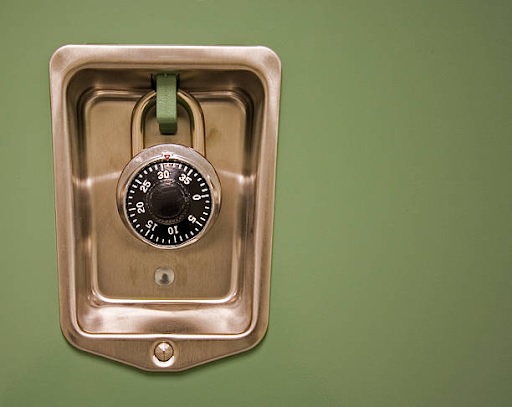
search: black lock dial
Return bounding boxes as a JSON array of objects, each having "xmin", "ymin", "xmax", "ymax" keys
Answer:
[{"xmin": 125, "ymin": 159, "xmax": 213, "ymax": 247}]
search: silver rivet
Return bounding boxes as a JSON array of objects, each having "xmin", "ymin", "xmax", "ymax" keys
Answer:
[
  {"xmin": 154, "ymin": 266, "xmax": 175, "ymax": 286},
  {"xmin": 154, "ymin": 342, "xmax": 174, "ymax": 362}
]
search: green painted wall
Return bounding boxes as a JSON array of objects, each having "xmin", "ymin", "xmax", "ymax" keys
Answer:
[{"xmin": 1, "ymin": 0, "xmax": 511, "ymax": 405}]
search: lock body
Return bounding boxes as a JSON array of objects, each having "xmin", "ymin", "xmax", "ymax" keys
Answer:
[
  {"xmin": 118, "ymin": 88, "xmax": 221, "ymax": 249},
  {"xmin": 117, "ymin": 144, "xmax": 221, "ymax": 248}
]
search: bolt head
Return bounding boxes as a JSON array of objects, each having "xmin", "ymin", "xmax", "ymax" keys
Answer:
[
  {"xmin": 154, "ymin": 267, "xmax": 175, "ymax": 286},
  {"xmin": 154, "ymin": 341, "xmax": 174, "ymax": 362}
]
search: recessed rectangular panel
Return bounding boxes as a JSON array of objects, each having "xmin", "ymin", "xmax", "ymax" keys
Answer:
[{"xmin": 81, "ymin": 91, "xmax": 250, "ymax": 301}]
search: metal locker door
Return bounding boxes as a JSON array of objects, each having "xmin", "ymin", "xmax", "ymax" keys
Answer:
[{"xmin": 1, "ymin": 1, "xmax": 511, "ymax": 406}]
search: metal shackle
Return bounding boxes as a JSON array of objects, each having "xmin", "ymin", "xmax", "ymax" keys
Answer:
[{"xmin": 131, "ymin": 89, "xmax": 206, "ymax": 157}]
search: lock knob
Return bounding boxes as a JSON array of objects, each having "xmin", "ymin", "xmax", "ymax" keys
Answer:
[{"xmin": 147, "ymin": 180, "xmax": 190, "ymax": 223}]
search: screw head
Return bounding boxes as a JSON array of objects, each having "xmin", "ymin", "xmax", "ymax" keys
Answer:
[
  {"xmin": 154, "ymin": 341, "xmax": 174, "ymax": 362},
  {"xmin": 154, "ymin": 267, "xmax": 175, "ymax": 286}
]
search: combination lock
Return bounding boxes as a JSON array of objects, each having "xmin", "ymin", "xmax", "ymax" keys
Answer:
[{"xmin": 117, "ymin": 90, "xmax": 221, "ymax": 249}]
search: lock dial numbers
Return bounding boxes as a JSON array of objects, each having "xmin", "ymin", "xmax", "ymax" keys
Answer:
[{"xmin": 125, "ymin": 160, "xmax": 213, "ymax": 248}]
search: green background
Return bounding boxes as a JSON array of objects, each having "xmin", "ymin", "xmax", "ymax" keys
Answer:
[{"xmin": 1, "ymin": 0, "xmax": 511, "ymax": 406}]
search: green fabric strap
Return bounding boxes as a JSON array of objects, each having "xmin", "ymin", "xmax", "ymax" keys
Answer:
[{"xmin": 156, "ymin": 74, "xmax": 177, "ymax": 134}]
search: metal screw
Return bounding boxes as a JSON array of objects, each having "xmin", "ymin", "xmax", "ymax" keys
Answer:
[
  {"xmin": 154, "ymin": 342, "xmax": 174, "ymax": 362},
  {"xmin": 154, "ymin": 266, "xmax": 175, "ymax": 286}
]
